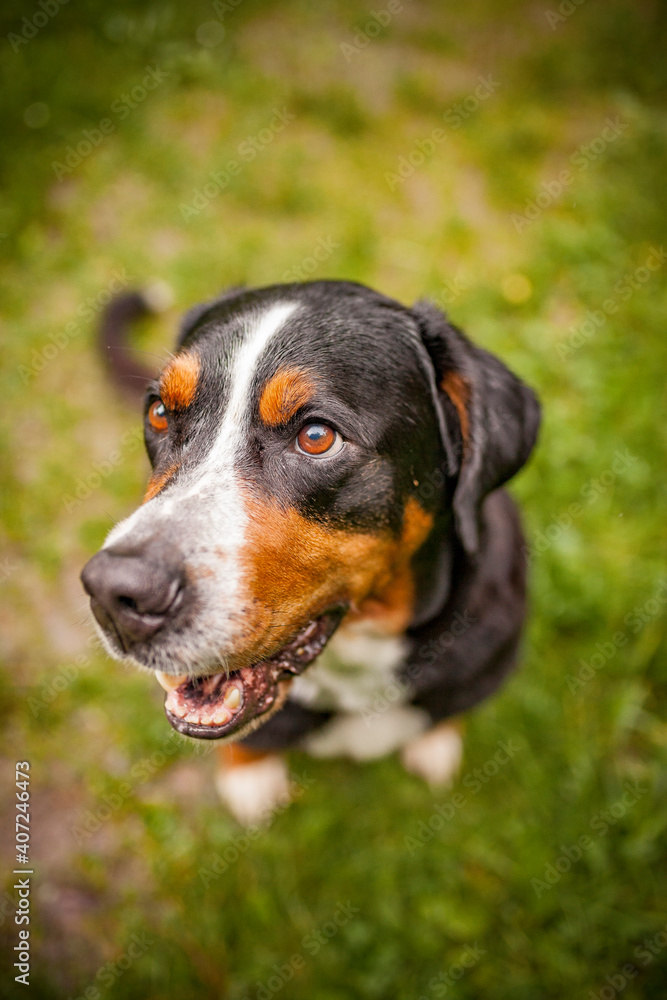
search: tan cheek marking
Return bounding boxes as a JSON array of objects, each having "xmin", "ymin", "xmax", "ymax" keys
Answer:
[
  {"xmin": 159, "ymin": 350, "xmax": 201, "ymax": 411},
  {"xmin": 400, "ymin": 496, "xmax": 435, "ymax": 551},
  {"xmin": 258, "ymin": 367, "xmax": 315, "ymax": 427},
  {"xmin": 353, "ymin": 497, "xmax": 434, "ymax": 633},
  {"xmin": 143, "ymin": 463, "xmax": 179, "ymax": 503},
  {"xmin": 240, "ymin": 495, "xmax": 434, "ymax": 652},
  {"xmin": 440, "ymin": 371, "xmax": 471, "ymax": 446}
]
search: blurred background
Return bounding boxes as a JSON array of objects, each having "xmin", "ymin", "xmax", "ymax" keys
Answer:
[{"xmin": 1, "ymin": 1, "xmax": 666, "ymax": 997}]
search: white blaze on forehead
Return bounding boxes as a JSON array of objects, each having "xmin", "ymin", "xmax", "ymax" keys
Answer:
[
  {"xmin": 197, "ymin": 301, "xmax": 298, "ymax": 475},
  {"xmin": 105, "ymin": 300, "xmax": 298, "ymax": 546},
  {"xmin": 101, "ymin": 301, "xmax": 298, "ymax": 662}
]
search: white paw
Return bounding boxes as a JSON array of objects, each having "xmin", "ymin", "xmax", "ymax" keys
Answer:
[
  {"xmin": 215, "ymin": 754, "xmax": 291, "ymax": 826},
  {"xmin": 400, "ymin": 723, "xmax": 463, "ymax": 787}
]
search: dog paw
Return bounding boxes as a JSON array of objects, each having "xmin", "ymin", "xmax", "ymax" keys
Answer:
[
  {"xmin": 215, "ymin": 754, "xmax": 291, "ymax": 826},
  {"xmin": 400, "ymin": 722, "xmax": 463, "ymax": 787}
]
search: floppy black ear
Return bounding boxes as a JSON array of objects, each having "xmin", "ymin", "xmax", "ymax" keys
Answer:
[{"xmin": 412, "ymin": 301, "xmax": 540, "ymax": 556}]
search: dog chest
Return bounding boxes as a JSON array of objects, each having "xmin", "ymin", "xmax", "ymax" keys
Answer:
[{"xmin": 288, "ymin": 622, "xmax": 409, "ymax": 713}]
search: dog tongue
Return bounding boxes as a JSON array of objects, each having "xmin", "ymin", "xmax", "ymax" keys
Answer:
[{"xmin": 159, "ymin": 609, "xmax": 346, "ymax": 741}]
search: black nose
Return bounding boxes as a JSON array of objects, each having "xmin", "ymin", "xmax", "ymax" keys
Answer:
[{"xmin": 81, "ymin": 541, "xmax": 185, "ymax": 650}]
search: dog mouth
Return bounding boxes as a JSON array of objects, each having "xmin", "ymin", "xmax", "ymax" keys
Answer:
[{"xmin": 157, "ymin": 608, "xmax": 345, "ymax": 740}]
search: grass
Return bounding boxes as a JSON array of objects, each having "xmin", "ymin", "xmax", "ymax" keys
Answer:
[{"xmin": 0, "ymin": 0, "xmax": 666, "ymax": 997}]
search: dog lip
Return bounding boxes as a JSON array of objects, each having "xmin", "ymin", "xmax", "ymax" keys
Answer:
[{"xmin": 162, "ymin": 606, "xmax": 346, "ymax": 740}]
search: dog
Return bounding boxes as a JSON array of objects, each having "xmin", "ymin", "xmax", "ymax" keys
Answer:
[{"xmin": 81, "ymin": 280, "xmax": 540, "ymax": 824}]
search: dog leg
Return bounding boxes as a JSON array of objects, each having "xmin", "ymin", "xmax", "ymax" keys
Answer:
[
  {"xmin": 400, "ymin": 720, "xmax": 463, "ymax": 787},
  {"xmin": 215, "ymin": 745, "xmax": 291, "ymax": 826}
]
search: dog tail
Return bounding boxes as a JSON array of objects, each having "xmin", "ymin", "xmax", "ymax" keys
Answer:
[{"xmin": 98, "ymin": 282, "xmax": 173, "ymax": 403}]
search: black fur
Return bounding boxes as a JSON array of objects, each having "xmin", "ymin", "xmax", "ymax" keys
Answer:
[{"xmin": 94, "ymin": 280, "xmax": 540, "ymax": 750}]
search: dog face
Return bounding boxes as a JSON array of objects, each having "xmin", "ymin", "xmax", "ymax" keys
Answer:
[{"xmin": 81, "ymin": 281, "xmax": 539, "ymax": 741}]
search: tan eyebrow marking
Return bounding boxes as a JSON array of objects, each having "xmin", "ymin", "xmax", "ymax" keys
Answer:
[
  {"xmin": 440, "ymin": 371, "xmax": 471, "ymax": 445},
  {"xmin": 258, "ymin": 367, "xmax": 315, "ymax": 427},
  {"xmin": 159, "ymin": 351, "xmax": 201, "ymax": 410}
]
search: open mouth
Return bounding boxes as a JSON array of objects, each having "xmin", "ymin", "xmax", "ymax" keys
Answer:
[{"xmin": 158, "ymin": 608, "xmax": 345, "ymax": 740}]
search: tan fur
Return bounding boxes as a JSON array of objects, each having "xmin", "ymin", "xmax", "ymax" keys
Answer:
[
  {"xmin": 238, "ymin": 495, "xmax": 434, "ymax": 658},
  {"xmin": 258, "ymin": 367, "xmax": 315, "ymax": 427},
  {"xmin": 440, "ymin": 371, "xmax": 471, "ymax": 445},
  {"xmin": 351, "ymin": 498, "xmax": 434, "ymax": 633},
  {"xmin": 143, "ymin": 462, "xmax": 179, "ymax": 503},
  {"xmin": 218, "ymin": 743, "xmax": 271, "ymax": 768},
  {"xmin": 159, "ymin": 350, "xmax": 201, "ymax": 411}
]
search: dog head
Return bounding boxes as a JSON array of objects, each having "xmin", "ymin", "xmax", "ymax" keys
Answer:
[{"xmin": 81, "ymin": 280, "xmax": 539, "ymax": 740}]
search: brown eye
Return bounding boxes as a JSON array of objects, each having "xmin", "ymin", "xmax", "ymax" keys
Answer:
[
  {"xmin": 148, "ymin": 399, "xmax": 168, "ymax": 433},
  {"xmin": 296, "ymin": 423, "xmax": 342, "ymax": 457}
]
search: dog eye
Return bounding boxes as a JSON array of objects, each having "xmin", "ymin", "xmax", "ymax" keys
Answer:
[
  {"xmin": 295, "ymin": 423, "xmax": 342, "ymax": 457},
  {"xmin": 148, "ymin": 399, "xmax": 168, "ymax": 433}
]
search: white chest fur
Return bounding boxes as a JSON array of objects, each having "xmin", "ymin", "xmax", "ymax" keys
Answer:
[
  {"xmin": 289, "ymin": 620, "xmax": 409, "ymax": 712},
  {"xmin": 289, "ymin": 620, "xmax": 431, "ymax": 760}
]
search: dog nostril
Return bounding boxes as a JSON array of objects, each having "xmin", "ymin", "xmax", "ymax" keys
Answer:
[
  {"xmin": 116, "ymin": 580, "xmax": 182, "ymax": 618},
  {"xmin": 82, "ymin": 545, "xmax": 186, "ymax": 648},
  {"xmin": 117, "ymin": 595, "xmax": 139, "ymax": 612}
]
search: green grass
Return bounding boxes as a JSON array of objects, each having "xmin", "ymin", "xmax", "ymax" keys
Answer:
[{"xmin": 1, "ymin": 1, "xmax": 666, "ymax": 997}]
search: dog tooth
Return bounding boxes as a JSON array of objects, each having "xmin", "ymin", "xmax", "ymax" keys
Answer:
[
  {"xmin": 212, "ymin": 707, "xmax": 232, "ymax": 725},
  {"xmin": 170, "ymin": 701, "xmax": 188, "ymax": 719},
  {"xmin": 223, "ymin": 686, "xmax": 242, "ymax": 710},
  {"xmin": 155, "ymin": 670, "xmax": 188, "ymax": 693}
]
